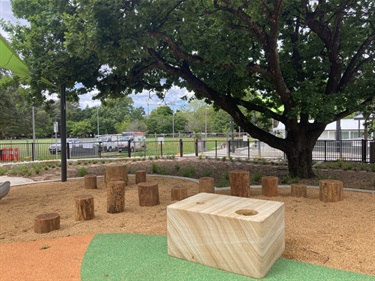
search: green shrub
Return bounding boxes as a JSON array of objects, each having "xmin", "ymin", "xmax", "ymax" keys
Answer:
[
  {"xmin": 0, "ymin": 167, "xmax": 9, "ymax": 176},
  {"xmin": 202, "ymin": 169, "xmax": 212, "ymax": 177},
  {"xmin": 359, "ymin": 163, "xmax": 368, "ymax": 171},
  {"xmin": 32, "ymin": 164, "xmax": 43, "ymax": 174},
  {"xmin": 217, "ymin": 171, "xmax": 229, "ymax": 187},
  {"xmin": 151, "ymin": 163, "xmax": 161, "ymax": 174},
  {"xmin": 290, "ymin": 177, "xmax": 300, "ymax": 184},
  {"xmin": 77, "ymin": 167, "xmax": 88, "ymax": 177},
  {"xmin": 182, "ymin": 166, "xmax": 196, "ymax": 178},
  {"xmin": 174, "ymin": 163, "xmax": 180, "ymax": 172},
  {"xmin": 223, "ymin": 171, "xmax": 229, "ymax": 181},
  {"xmin": 251, "ymin": 171, "xmax": 262, "ymax": 184},
  {"xmin": 343, "ymin": 162, "xmax": 353, "ymax": 170},
  {"xmin": 280, "ymin": 175, "xmax": 291, "ymax": 184},
  {"xmin": 221, "ymin": 156, "xmax": 226, "ymax": 162},
  {"xmin": 159, "ymin": 167, "xmax": 168, "ymax": 175},
  {"xmin": 8, "ymin": 165, "xmax": 32, "ymax": 176}
]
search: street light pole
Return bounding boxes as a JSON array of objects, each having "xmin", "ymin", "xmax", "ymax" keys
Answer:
[
  {"xmin": 32, "ymin": 105, "xmax": 36, "ymax": 160},
  {"xmin": 205, "ymin": 107, "xmax": 208, "ymax": 140},
  {"xmin": 172, "ymin": 111, "xmax": 175, "ymax": 139},
  {"xmin": 96, "ymin": 106, "xmax": 100, "ymax": 137}
]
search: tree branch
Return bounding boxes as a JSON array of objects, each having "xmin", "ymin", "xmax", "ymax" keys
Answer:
[
  {"xmin": 338, "ymin": 31, "xmax": 375, "ymax": 91},
  {"xmin": 147, "ymin": 31, "xmax": 204, "ymax": 64}
]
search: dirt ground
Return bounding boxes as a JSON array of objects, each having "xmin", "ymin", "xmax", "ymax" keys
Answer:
[{"xmin": 0, "ymin": 174, "xmax": 374, "ymax": 278}]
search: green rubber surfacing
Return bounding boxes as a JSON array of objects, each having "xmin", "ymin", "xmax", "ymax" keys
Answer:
[{"xmin": 81, "ymin": 233, "xmax": 374, "ymax": 281}]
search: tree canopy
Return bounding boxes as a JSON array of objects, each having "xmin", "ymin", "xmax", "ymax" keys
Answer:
[{"xmin": 6, "ymin": 0, "xmax": 375, "ymax": 177}]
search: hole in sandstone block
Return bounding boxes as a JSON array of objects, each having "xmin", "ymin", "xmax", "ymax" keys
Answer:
[
  {"xmin": 196, "ymin": 201, "xmax": 205, "ymax": 204},
  {"xmin": 236, "ymin": 209, "xmax": 258, "ymax": 216}
]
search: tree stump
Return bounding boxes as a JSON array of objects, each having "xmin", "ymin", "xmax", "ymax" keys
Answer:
[
  {"xmin": 105, "ymin": 164, "xmax": 128, "ymax": 185},
  {"xmin": 261, "ymin": 176, "xmax": 278, "ymax": 197},
  {"xmin": 135, "ymin": 170, "xmax": 146, "ymax": 184},
  {"xmin": 74, "ymin": 194, "xmax": 95, "ymax": 221},
  {"xmin": 34, "ymin": 213, "xmax": 60, "ymax": 233},
  {"xmin": 291, "ymin": 184, "xmax": 307, "ymax": 198},
  {"xmin": 84, "ymin": 174, "xmax": 97, "ymax": 189},
  {"xmin": 171, "ymin": 186, "xmax": 188, "ymax": 201},
  {"xmin": 319, "ymin": 180, "xmax": 343, "ymax": 202},
  {"xmin": 229, "ymin": 170, "xmax": 250, "ymax": 197},
  {"xmin": 199, "ymin": 177, "xmax": 215, "ymax": 193},
  {"xmin": 138, "ymin": 182, "xmax": 160, "ymax": 206},
  {"xmin": 107, "ymin": 180, "xmax": 125, "ymax": 213}
]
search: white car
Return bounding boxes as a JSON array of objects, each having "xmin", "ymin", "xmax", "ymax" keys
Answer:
[
  {"xmin": 49, "ymin": 138, "xmax": 82, "ymax": 154},
  {"xmin": 118, "ymin": 135, "xmax": 146, "ymax": 152}
]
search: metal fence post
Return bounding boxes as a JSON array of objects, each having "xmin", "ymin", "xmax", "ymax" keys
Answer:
[
  {"xmin": 195, "ymin": 139, "xmax": 198, "ymax": 156},
  {"xmin": 128, "ymin": 140, "xmax": 131, "ymax": 158},
  {"xmin": 370, "ymin": 142, "xmax": 375, "ymax": 163},
  {"xmin": 324, "ymin": 141, "xmax": 327, "ymax": 162},
  {"xmin": 362, "ymin": 139, "xmax": 367, "ymax": 163},
  {"xmin": 160, "ymin": 141, "xmax": 163, "ymax": 157},
  {"xmin": 247, "ymin": 140, "xmax": 250, "ymax": 160},
  {"xmin": 32, "ymin": 142, "xmax": 36, "ymax": 161},
  {"xmin": 179, "ymin": 139, "xmax": 183, "ymax": 157},
  {"xmin": 67, "ymin": 143, "xmax": 71, "ymax": 160},
  {"xmin": 228, "ymin": 141, "xmax": 231, "ymax": 158},
  {"xmin": 215, "ymin": 140, "xmax": 217, "ymax": 159},
  {"xmin": 98, "ymin": 142, "xmax": 102, "ymax": 158}
]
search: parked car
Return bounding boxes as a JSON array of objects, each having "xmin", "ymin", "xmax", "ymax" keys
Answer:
[
  {"xmin": 97, "ymin": 135, "xmax": 123, "ymax": 152},
  {"xmin": 118, "ymin": 135, "xmax": 146, "ymax": 152},
  {"xmin": 49, "ymin": 138, "xmax": 82, "ymax": 154}
]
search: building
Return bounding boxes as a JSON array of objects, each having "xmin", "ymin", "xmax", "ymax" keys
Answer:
[{"xmin": 274, "ymin": 118, "xmax": 373, "ymax": 140}]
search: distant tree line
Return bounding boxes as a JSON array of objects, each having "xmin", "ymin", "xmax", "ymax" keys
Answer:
[{"xmin": 0, "ymin": 73, "xmax": 244, "ymax": 139}]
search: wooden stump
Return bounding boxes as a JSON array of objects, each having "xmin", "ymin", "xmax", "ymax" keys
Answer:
[
  {"xmin": 319, "ymin": 180, "xmax": 343, "ymax": 202},
  {"xmin": 84, "ymin": 174, "xmax": 97, "ymax": 189},
  {"xmin": 171, "ymin": 186, "xmax": 188, "ymax": 201},
  {"xmin": 107, "ymin": 180, "xmax": 125, "ymax": 213},
  {"xmin": 105, "ymin": 164, "xmax": 128, "ymax": 185},
  {"xmin": 291, "ymin": 184, "xmax": 307, "ymax": 198},
  {"xmin": 229, "ymin": 170, "xmax": 250, "ymax": 197},
  {"xmin": 138, "ymin": 182, "xmax": 160, "ymax": 206},
  {"xmin": 74, "ymin": 194, "xmax": 95, "ymax": 221},
  {"xmin": 135, "ymin": 170, "xmax": 146, "ymax": 184},
  {"xmin": 262, "ymin": 176, "xmax": 278, "ymax": 197},
  {"xmin": 34, "ymin": 213, "xmax": 60, "ymax": 233},
  {"xmin": 199, "ymin": 177, "xmax": 215, "ymax": 193}
]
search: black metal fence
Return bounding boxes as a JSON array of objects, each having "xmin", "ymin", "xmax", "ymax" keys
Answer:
[{"xmin": 0, "ymin": 139, "xmax": 374, "ymax": 163}]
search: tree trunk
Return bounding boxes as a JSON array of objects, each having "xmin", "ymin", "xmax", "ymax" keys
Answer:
[
  {"xmin": 286, "ymin": 147, "xmax": 315, "ymax": 178},
  {"xmin": 283, "ymin": 130, "xmax": 322, "ymax": 178}
]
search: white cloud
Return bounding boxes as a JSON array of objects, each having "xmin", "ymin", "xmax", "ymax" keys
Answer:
[
  {"xmin": 129, "ymin": 87, "xmax": 194, "ymax": 114},
  {"xmin": 79, "ymin": 86, "xmax": 195, "ymax": 113},
  {"xmin": 0, "ymin": 0, "xmax": 29, "ymax": 38}
]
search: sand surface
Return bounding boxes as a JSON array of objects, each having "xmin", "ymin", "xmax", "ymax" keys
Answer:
[{"xmin": 0, "ymin": 175, "xmax": 374, "ymax": 280}]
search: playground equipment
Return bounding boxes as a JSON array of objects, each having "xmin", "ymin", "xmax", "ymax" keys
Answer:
[
  {"xmin": 0, "ymin": 148, "xmax": 20, "ymax": 162},
  {"xmin": 0, "ymin": 181, "xmax": 11, "ymax": 200}
]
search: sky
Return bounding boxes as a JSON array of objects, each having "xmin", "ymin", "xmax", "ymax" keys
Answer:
[{"xmin": 0, "ymin": 0, "xmax": 193, "ymax": 112}]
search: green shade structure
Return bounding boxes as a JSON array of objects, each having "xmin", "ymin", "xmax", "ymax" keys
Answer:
[
  {"xmin": 0, "ymin": 33, "xmax": 66, "ymax": 181},
  {"xmin": 0, "ymin": 34, "xmax": 30, "ymax": 77}
]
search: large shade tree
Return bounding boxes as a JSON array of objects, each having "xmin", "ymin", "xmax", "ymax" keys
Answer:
[{"xmin": 8, "ymin": 0, "xmax": 375, "ymax": 177}]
